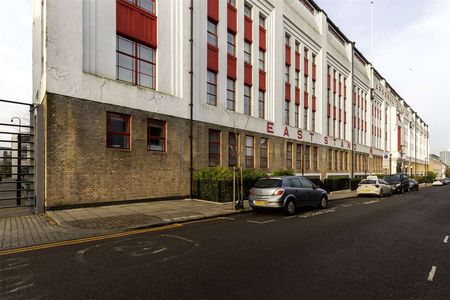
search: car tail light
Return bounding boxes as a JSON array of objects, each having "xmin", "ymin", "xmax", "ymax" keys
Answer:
[
  {"xmin": 375, "ymin": 185, "xmax": 379, "ymax": 188},
  {"xmin": 272, "ymin": 188, "xmax": 285, "ymax": 196}
]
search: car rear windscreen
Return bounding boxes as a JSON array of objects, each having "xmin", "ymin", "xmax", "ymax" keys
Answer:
[
  {"xmin": 254, "ymin": 179, "xmax": 282, "ymax": 188},
  {"xmin": 359, "ymin": 180, "xmax": 376, "ymax": 185}
]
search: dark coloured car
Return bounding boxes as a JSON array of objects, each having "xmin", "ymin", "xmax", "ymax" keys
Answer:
[
  {"xmin": 383, "ymin": 174, "xmax": 410, "ymax": 194},
  {"xmin": 249, "ymin": 176, "xmax": 328, "ymax": 215},
  {"xmin": 408, "ymin": 179, "xmax": 419, "ymax": 191}
]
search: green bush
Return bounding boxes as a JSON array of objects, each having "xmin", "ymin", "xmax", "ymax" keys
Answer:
[
  {"xmin": 241, "ymin": 168, "xmax": 268, "ymax": 181},
  {"xmin": 194, "ymin": 166, "xmax": 233, "ymax": 181},
  {"xmin": 271, "ymin": 169, "xmax": 295, "ymax": 176}
]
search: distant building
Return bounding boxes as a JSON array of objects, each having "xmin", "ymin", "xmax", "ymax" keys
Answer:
[
  {"xmin": 440, "ymin": 149, "xmax": 450, "ymax": 166},
  {"xmin": 429, "ymin": 154, "xmax": 447, "ymax": 179}
]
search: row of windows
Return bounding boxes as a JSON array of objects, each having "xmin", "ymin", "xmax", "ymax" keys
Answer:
[
  {"xmin": 106, "ymin": 112, "xmax": 166, "ymax": 151},
  {"xmin": 285, "ymin": 143, "xmax": 319, "ymax": 171}
]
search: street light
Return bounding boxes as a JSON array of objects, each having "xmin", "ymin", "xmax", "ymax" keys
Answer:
[{"xmin": 10, "ymin": 117, "xmax": 22, "ymax": 133}]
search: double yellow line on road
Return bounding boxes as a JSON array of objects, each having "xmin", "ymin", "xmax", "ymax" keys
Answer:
[{"xmin": 0, "ymin": 223, "xmax": 183, "ymax": 256}]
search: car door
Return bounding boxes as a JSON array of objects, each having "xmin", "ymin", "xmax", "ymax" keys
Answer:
[
  {"xmin": 288, "ymin": 178, "xmax": 307, "ymax": 206},
  {"xmin": 298, "ymin": 177, "xmax": 315, "ymax": 206},
  {"xmin": 380, "ymin": 180, "xmax": 389, "ymax": 194}
]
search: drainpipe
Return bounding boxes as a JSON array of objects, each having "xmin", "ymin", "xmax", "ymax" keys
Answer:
[
  {"xmin": 351, "ymin": 42, "xmax": 355, "ymax": 180},
  {"xmin": 189, "ymin": 0, "xmax": 194, "ymax": 199}
]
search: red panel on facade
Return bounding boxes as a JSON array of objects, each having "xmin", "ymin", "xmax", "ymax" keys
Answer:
[
  {"xmin": 227, "ymin": 55, "xmax": 237, "ymax": 80},
  {"xmin": 312, "ymin": 64, "xmax": 316, "ymax": 81},
  {"xmin": 244, "ymin": 63, "xmax": 253, "ymax": 85},
  {"xmin": 333, "ymin": 106, "xmax": 336, "ymax": 120},
  {"xmin": 365, "ymin": 100, "xmax": 367, "ymax": 112},
  {"xmin": 365, "ymin": 121, "xmax": 367, "ymax": 132},
  {"xmin": 295, "ymin": 52, "xmax": 301, "ymax": 71},
  {"xmin": 259, "ymin": 27, "xmax": 266, "ymax": 51},
  {"xmin": 259, "ymin": 70, "xmax": 266, "ymax": 91},
  {"xmin": 333, "ymin": 78, "xmax": 336, "ymax": 93},
  {"xmin": 244, "ymin": 16, "xmax": 252, "ymax": 42},
  {"xmin": 117, "ymin": 0, "xmax": 158, "ymax": 48},
  {"xmin": 207, "ymin": 44, "xmax": 219, "ymax": 72},
  {"xmin": 327, "ymin": 74, "xmax": 330, "ymax": 90},
  {"xmin": 304, "ymin": 91, "xmax": 309, "ymax": 108},
  {"xmin": 227, "ymin": 4, "xmax": 237, "ymax": 33},
  {"xmin": 208, "ymin": 0, "xmax": 219, "ymax": 23},
  {"xmin": 312, "ymin": 96, "xmax": 317, "ymax": 112},
  {"xmin": 304, "ymin": 58, "xmax": 309, "ymax": 76},
  {"xmin": 285, "ymin": 82, "xmax": 291, "ymax": 101},
  {"xmin": 285, "ymin": 45, "xmax": 291, "ymax": 66},
  {"xmin": 295, "ymin": 87, "xmax": 300, "ymax": 105},
  {"xmin": 398, "ymin": 126, "xmax": 402, "ymax": 151}
]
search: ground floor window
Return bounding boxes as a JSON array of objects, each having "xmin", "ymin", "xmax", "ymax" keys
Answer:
[
  {"xmin": 209, "ymin": 129, "xmax": 221, "ymax": 166},
  {"xmin": 245, "ymin": 136, "xmax": 254, "ymax": 168},
  {"xmin": 107, "ymin": 112, "xmax": 130, "ymax": 149},
  {"xmin": 147, "ymin": 119, "xmax": 166, "ymax": 151},
  {"xmin": 305, "ymin": 145, "xmax": 310, "ymax": 170},
  {"xmin": 296, "ymin": 144, "xmax": 302, "ymax": 170},
  {"xmin": 228, "ymin": 132, "xmax": 238, "ymax": 167},
  {"xmin": 312, "ymin": 147, "xmax": 318, "ymax": 170},
  {"xmin": 286, "ymin": 142, "xmax": 293, "ymax": 169},
  {"xmin": 260, "ymin": 138, "xmax": 268, "ymax": 168}
]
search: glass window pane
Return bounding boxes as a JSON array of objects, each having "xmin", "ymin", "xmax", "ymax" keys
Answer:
[
  {"xmin": 139, "ymin": 61, "xmax": 152, "ymax": 75},
  {"xmin": 118, "ymin": 37, "xmax": 134, "ymax": 55},
  {"xmin": 118, "ymin": 67, "xmax": 133, "ymax": 83},
  {"xmin": 139, "ymin": 45, "xmax": 153, "ymax": 61},
  {"xmin": 110, "ymin": 135, "xmax": 129, "ymax": 148},
  {"xmin": 139, "ymin": 74, "xmax": 152, "ymax": 88},
  {"xmin": 118, "ymin": 53, "xmax": 133, "ymax": 70}
]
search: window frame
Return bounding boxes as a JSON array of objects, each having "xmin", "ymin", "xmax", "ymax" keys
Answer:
[
  {"xmin": 228, "ymin": 132, "xmax": 239, "ymax": 167},
  {"xmin": 286, "ymin": 142, "xmax": 293, "ymax": 169},
  {"xmin": 147, "ymin": 119, "xmax": 167, "ymax": 152},
  {"xmin": 244, "ymin": 85, "xmax": 252, "ymax": 115},
  {"xmin": 244, "ymin": 41, "xmax": 252, "ymax": 64},
  {"xmin": 207, "ymin": 20, "xmax": 218, "ymax": 47},
  {"xmin": 227, "ymin": 31, "xmax": 236, "ymax": 56},
  {"xmin": 245, "ymin": 135, "xmax": 255, "ymax": 168},
  {"xmin": 227, "ymin": 78, "xmax": 236, "ymax": 111},
  {"xmin": 207, "ymin": 71, "xmax": 217, "ymax": 105},
  {"xmin": 258, "ymin": 90, "xmax": 265, "ymax": 119},
  {"xmin": 106, "ymin": 112, "xmax": 131, "ymax": 149},
  {"xmin": 127, "ymin": 0, "xmax": 156, "ymax": 15},
  {"xmin": 260, "ymin": 137, "xmax": 268, "ymax": 168},
  {"xmin": 208, "ymin": 129, "xmax": 221, "ymax": 167}
]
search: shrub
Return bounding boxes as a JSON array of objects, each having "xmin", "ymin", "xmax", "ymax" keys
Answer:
[
  {"xmin": 241, "ymin": 168, "xmax": 268, "ymax": 181},
  {"xmin": 271, "ymin": 169, "xmax": 295, "ymax": 176},
  {"xmin": 194, "ymin": 166, "xmax": 233, "ymax": 181}
]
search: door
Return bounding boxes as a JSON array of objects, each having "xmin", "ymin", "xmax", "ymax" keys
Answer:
[
  {"xmin": 298, "ymin": 177, "xmax": 315, "ymax": 206},
  {"xmin": 288, "ymin": 178, "xmax": 308, "ymax": 206}
]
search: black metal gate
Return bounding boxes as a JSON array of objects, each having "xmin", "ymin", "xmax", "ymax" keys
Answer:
[{"xmin": 0, "ymin": 99, "xmax": 35, "ymax": 214}]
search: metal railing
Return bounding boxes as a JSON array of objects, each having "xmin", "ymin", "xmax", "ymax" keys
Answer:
[{"xmin": 0, "ymin": 99, "xmax": 35, "ymax": 209}]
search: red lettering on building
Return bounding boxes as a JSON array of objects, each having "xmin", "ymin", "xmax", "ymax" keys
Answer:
[
  {"xmin": 267, "ymin": 121, "xmax": 274, "ymax": 134},
  {"xmin": 283, "ymin": 126, "xmax": 289, "ymax": 137}
]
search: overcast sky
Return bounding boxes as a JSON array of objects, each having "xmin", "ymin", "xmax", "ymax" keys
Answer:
[{"xmin": 0, "ymin": 0, "xmax": 448, "ymax": 154}]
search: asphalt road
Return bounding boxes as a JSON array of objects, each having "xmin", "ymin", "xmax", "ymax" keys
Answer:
[{"xmin": 1, "ymin": 185, "xmax": 450, "ymax": 299}]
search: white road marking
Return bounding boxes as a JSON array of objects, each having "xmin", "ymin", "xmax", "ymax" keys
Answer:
[
  {"xmin": 218, "ymin": 217, "xmax": 235, "ymax": 220},
  {"xmin": 444, "ymin": 236, "xmax": 449, "ymax": 243},
  {"xmin": 161, "ymin": 234, "xmax": 199, "ymax": 246},
  {"xmin": 341, "ymin": 204, "xmax": 353, "ymax": 207},
  {"xmin": 298, "ymin": 209, "xmax": 336, "ymax": 218},
  {"xmin": 361, "ymin": 200, "xmax": 380, "ymax": 205},
  {"xmin": 284, "ymin": 215, "xmax": 297, "ymax": 219},
  {"xmin": 246, "ymin": 219, "xmax": 275, "ymax": 224},
  {"xmin": 427, "ymin": 266, "xmax": 437, "ymax": 281}
]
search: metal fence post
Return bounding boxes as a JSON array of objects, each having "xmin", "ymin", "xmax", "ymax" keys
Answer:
[{"xmin": 34, "ymin": 104, "xmax": 45, "ymax": 214}]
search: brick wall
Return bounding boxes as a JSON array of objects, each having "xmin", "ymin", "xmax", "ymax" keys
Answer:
[{"xmin": 45, "ymin": 94, "xmax": 190, "ymax": 207}]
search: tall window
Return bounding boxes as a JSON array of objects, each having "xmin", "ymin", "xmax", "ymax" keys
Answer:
[
  {"xmin": 107, "ymin": 112, "xmax": 130, "ymax": 149},
  {"xmin": 227, "ymin": 32, "xmax": 236, "ymax": 56},
  {"xmin": 244, "ymin": 42, "xmax": 252, "ymax": 64},
  {"xmin": 147, "ymin": 119, "xmax": 166, "ymax": 151},
  {"xmin": 312, "ymin": 147, "xmax": 318, "ymax": 170},
  {"xmin": 311, "ymin": 54, "xmax": 316, "ymax": 132},
  {"xmin": 334, "ymin": 149, "xmax": 338, "ymax": 171},
  {"xmin": 296, "ymin": 144, "xmax": 303, "ymax": 169},
  {"xmin": 245, "ymin": 136, "xmax": 254, "ymax": 168},
  {"xmin": 259, "ymin": 50, "xmax": 265, "ymax": 71},
  {"xmin": 116, "ymin": 36, "xmax": 156, "ymax": 89},
  {"xmin": 259, "ymin": 14, "xmax": 265, "ymax": 28},
  {"xmin": 284, "ymin": 100, "xmax": 290, "ymax": 125},
  {"xmin": 285, "ymin": 65, "xmax": 290, "ymax": 82},
  {"xmin": 207, "ymin": 20, "xmax": 218, "ymax": 47},
  {"xmin": 303, "ymin": 106, "xmax": 308, "ymax": 130},
  {"xmin": 127, "ymin": 0, "xmax": 156, "ymax": 14},
  {"xmin": 260, "ymin": 138, "xmax": 268, "ymax": 168},
  {"xmin": 328, "ymin": 149, "xmax": 333, "ymax": 170},
  {"xmin": 228, "ymin": 132, "xmax": 238, "ymax": 167},
  {"xmin": 207, "ymin": 71, "xmax": 217, "ymax": 105},
  {"xmin": 286, "ymin": 142, "xmax": 293, "ymax": 169},
  {"xmin": 295, "ymin": 104, "xmax": 299, "ymax": 128},
  {"xmin": 305, "ymin": 145, "xmax": 310, "ymax": 170},
  {"xmin": 209, "ymin": 129, "xmax": 221, "ymax": 167},
  {"xmin": 244, "ymin": 85, "xmax": 251, "ymax": 115},
  {"xmin": 258, "ymin": 91, "xmax": 265, "ymax": 119},
  {"xmin": 227, "ymin": 79, "xmax": 235, "ymax": 111},
  {"xmin": 244, "ymin": 3, "xmax": 251, "ymax": 18}
]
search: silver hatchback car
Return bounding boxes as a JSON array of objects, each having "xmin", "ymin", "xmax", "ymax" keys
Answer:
[{"xmin": 249, "ymin": 176, "xmax": 328, "ymax": 215}]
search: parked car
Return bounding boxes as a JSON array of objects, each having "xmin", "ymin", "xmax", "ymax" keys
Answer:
[
  {"xmin": 383, "ymin": 174, "xmax": 410, "ymax": 194},
  {"xmin": 357, "ymin": 177, "xmax": 392, "ymax": 197},
  {"xmin": 249, "ymin": 176, "xmax": 328, "ymax": 215},
  {"xmin": 408, "ymin": 179, "xmax": 419, "ymax": 191},
  {"xmin": 444, "ymin": 178, "xmax": 450, "ymax": 184},
  {"xmin": 432, "ymin": 180, "xmax": 444, "ymax": 186}
]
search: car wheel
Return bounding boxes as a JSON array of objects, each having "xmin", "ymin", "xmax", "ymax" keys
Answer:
[
  {"xmin": 401, "ymin": 187, "xmax": 405, "ymax": 194},
  {"xmin": 284, "ymin": 199, "xmax": 296, "ymax": 216},
  {"xmin": 318, "ymin": 196, "xmax": 328, "ymax": 209},
  {"xmin": 379, "ymin": 190, "xmax": 384, "ymax": 198}
]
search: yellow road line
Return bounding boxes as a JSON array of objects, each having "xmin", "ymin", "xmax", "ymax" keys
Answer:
[{"xmin": 0, "ymin": 223, "xmax": 183, "ymax": 256}]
